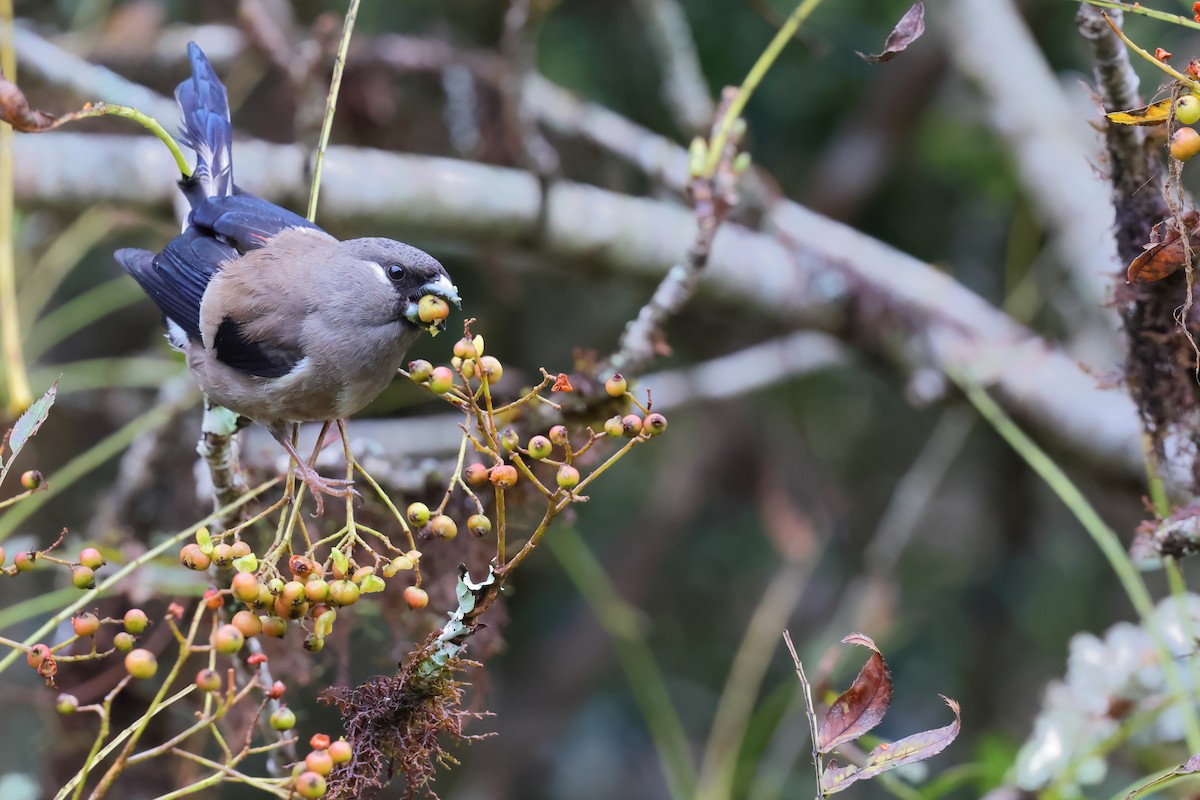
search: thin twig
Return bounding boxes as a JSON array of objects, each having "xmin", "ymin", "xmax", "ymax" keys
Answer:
[
  {"xmin": 306, "ymin": 0, "xmax": 361, "ymax": 222},
  {"xmin": 783, "ymin": 630, "xmax": 823, "ymax": 799}
]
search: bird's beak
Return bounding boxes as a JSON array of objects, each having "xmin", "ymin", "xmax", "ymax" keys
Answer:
[
  {"xmin": 403, "ymin": 273, "xmax": 461, "ymax": 332},
  {"xmin": 423, "ymin": 274, "xmax": 461, "ymax": 309}
]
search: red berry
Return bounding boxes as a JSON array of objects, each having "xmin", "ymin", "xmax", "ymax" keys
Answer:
[
  {"xmin": 125, "ymin": 648, "xmax": 158, "ymax": 679},
  {"xmin": 229, "ymin": 540, "xmax": 252, "ymax": 559},
  {"xmin": 453, "ymin": 337, "xmax": 478, "ymax": 359},
  {"xmin": 556, "ymin": 465, "xmax": 580, "ymax": 490},
  {"xmin": 306, "ymin": 749, "xmax": 334, "ymax": 776},
  {"xmin": 203, "ymin": 588, "xmax": 224, "ymax": 609},
  {"xmin": 490, "ymin": 464, "xmax": 518, "ymax": 489},
  {"xmin": 310, "ymin": 733, "xmax": 332, "ymax": 751},
  {"xmin": 262, "ymin": 616, "xmax": 288, "ymax": 638},
  {"xmin": 269, "ymin": 680, "xmax": 286, "ymax": 699},
  {"xmin": 0, "ymin": 545, "xmax": 5, "ymax": 567},
  {"xmin": 621, "ymin": 414, "xmax": 643, "ymax": 437},
  {"xmin": 270, "ymin": 706, "xmax": 296, "ymax": 731},
  {"xmin": 19, "ymin": 470, "xmax": 42, "ymax": 491},
  {"xmin": 605, "ymin": 374, "xmax": 628, "ymax": 397},
  {"xmin": 428, "ymin": 366, "xmax": 455, "ymax": 394},
  {"xmin": 1172, "ymin": 126, "xmax": 1200, "ymax": 161},
  {"xmin": 78, "ymin": 547, "xmax": 104, "ymax": 570},
  {"xmin": 464, "ymin": 463, "xmax": 489, "ymax": 486},
  {"xmin": 289, "ymin": 555, "xmax": 318, "ymax": 578},
  {"xmin": 232, "ymin": 610, "xmax": 262, "ymax": 638},
  {"xmin": 179, "ymin": 543, "xmax": 210, "ymax": 571},
  {"xmin": 14, "ymin": 551, "xmax": 36, "ymax": 572},
  {"xmin": 71, "ymin": 565, "xmax": 95, "ymax": 590},
  {"xmin": 527, "ymin": 435, "xmax": 552, "ymax": 460},
  {"xmin": 644, "ymin": 413, "xmax": 668, "ymax": 435},
  {"xmin": 231, "ymin": 572, "xmax": 260, "ymax": 604},
  {"xmin": 404, "ymin": 586, "xmax": 429, "ymax": 609},
  {"xmin": 26, "ymin": 643, "xmax": 49, "ymax": 669},
  {"xmin": 123, "ymin": 608, "xmax": 149, "ymax": 634},
  {"xmin": 328, "ymin": 739, "xmax": 352, "ymax": 764},
  {"xmin": 196, "ymin": 668, "xmax": 223, "ymax": 692},
  {"xmin": 467, "ymin": 514, "xmax": 492, "ymax": 537},
  {"xmin": 549, "ymin": 425, "xmax": 569, "ymax": 446},
  {"xmin": 430, "ymin": 515, "xmax": 458, "ymax": 540},
  {"xmin": 273, "ymin": 595, "xmax": 309, "ymax": 620},
  {"xmin": 295, "ymin": 770, "xmax": 327, "ymax": 799},
  {"xmin": 72, "ymin": 612, "xmax": 100, "ymax": 637},
  {"xmin": 305, "ymin": 579, "xmax": 331, "ymax": 604}
]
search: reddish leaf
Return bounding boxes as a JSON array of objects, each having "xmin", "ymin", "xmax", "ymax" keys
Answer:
[
  {"xmin": 1127, "ymin": 212, "xmax": 1200, "ymax": 283},
  {"xmin": 0, "ymin": 70, "xmax": 62, "ymax": 131},
  {"xmin": 822, "ymin": 696, "xmax": 961, "ymax": 794},
  {"xmin": 857, "ymin": 2, "xmax": 925, "ymax": 64},
  {"xmin": 817, "ymin": 633, "xmax": 893, "ymax": 753}
]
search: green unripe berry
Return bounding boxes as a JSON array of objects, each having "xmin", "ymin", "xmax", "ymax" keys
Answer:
[
  {"xmin": 527, "ymin": 435, "xmax": 552, "ymax": 460},
  {"xmin": 14, "ymin": 551, "xmax": 36, "ymax": 572},
  {"xmin": 501, "ymin": 428, "xmax": 520, "ymax": 452},
  {"xmin": 1178, "ymin": 95, "xmax": 1200, "ymax": 126},
  {"xmin": 72, "ymin": 565, "xmax": 95, "ymax": 590},
  {"xmin": 556, "ymin": 465, "xmax": 580, "ymax": 490},
  {"xmin": 56, "ymin": 693, "xmax": 79, "ymax": 714},
  {"xmin": 123, "ymin": 608, "xmax": 149, "ymax": 634},
  {"xmin": 303, "ymin": 633, "xmax": 325, "ymax": 653},
  {"xmin": 479, "ymin": 355, "xmax": 503, "ymax": 383},
  {"xmin": 20, "ymin": 470, "xmax": 42, "ymax": 491},
  {"xmin": 306, "ymin": 749, "xmax": 334, "ymax": 776},
  {"xmin": 213, "ymin": 624, "xmax": 246, "ymax": 655},
  {"xmin": 605, "ymin": 374, "xmax": 628, "ymax": 397},
  {"xmin": 328, "ymin": 739, "xmax": 352, "ymax": 764},
  {"xmin": 270, "ymin": 706, "xmax": 297, "ymax": 731},
  {"xmin": 548, "ymin": 425, "xmax": 569, "ymax": 446},
  {"xmin": 328, "ymin": 579, "xmax": 360, "ymax": 607},
  {"xmin": 467, "ymin": 514, "xmax": 492, "ymax": 537},
  {"xmin": 0, "ymin": 545, "xmax": 5, "ymax": 567},
  {"xmin": 417, "ymin": 294, "xmax": 450, "ymax": 324},
  {"xmin": 305, "ymin": 579, "xmax": 330, "ymax": 604},
  {"xmin": 113, "ymin": 632, "xmax": 135, "ymax": 652},
  {"xmin": 211, "ymin": 543, "xmax": 233, "ymax": 567},
  {"xmin": 406, "ymin": 502, "xmax": 431, "ymax": 527},
  {"xmin": 453, "ymin": 337, "xmax": 478, "ymax": 359},
  {"xmin": 408, "ymin": 359, "xmax": 433, "ymax": 382},
  {"xmin": 125, "ymin": 648, "xmax": 158, "ymax": 679}
]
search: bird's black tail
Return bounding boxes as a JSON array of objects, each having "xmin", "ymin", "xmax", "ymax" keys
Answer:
[{"xmin": 175, "ymin": 42, "xmax": 233, "ymax": 206}]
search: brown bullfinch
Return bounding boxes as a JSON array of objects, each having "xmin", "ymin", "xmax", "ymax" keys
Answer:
[{"xmin": 116, "ymin": 43, "xmax": 460, "ymax": 512}]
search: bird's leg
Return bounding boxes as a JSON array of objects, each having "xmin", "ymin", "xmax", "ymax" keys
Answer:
[{"xmin": 269, "ymin": 422, "xmax": 356, "ymax": 516}]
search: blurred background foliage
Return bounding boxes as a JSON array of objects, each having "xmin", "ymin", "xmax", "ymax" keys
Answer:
[{"xmin": 0, "ymin": 0, "xmax": 1185, "ymax": 798}]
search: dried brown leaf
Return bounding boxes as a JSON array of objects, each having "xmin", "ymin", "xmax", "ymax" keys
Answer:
[
  {"xmin": 1127, "ymin": 212, "xmax": 1200, "ymax": 283},
  {"xmin": 0, "ymin": 70, "xmax": 62, "ymax": 131},
  {"xmin": 817, "ymin": 633, "xmax": 893, "ymax": 753},
  {"xmin": 822, "ymin": 695, "xmax": 961, "ymax": 794},
  {"xmin": 857, "ymin": 2, "xmax": 925, "ymax": 64}
]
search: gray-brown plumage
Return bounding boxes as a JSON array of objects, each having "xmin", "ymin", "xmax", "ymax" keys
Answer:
[{"xmin": 116, "ymin": 43, "xmax": 459, "ymax": 513}]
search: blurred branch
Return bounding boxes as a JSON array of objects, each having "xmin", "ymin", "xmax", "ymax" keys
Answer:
[
  {"xmin": 942, "ymin": 0, "xmax": 1120, "ymax": 357},
  {"xmin": 631, "ymin": 0, "xmax": 715, "ymax": 136},
  {"xmin": 500, "ymin": 0, "xmax": 559, "ymax": 178},
  {"xmin": 0, "ymin": 0, "xmax": 31, "ymax": 415}
]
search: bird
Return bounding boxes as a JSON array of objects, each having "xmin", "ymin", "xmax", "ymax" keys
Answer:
[{"xmin": 116, "ymin": 43, "xmax": 460, "ymax": 513}]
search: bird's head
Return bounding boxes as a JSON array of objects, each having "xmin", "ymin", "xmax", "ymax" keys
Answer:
[{"xmin": 344, "ymin": 238, "xmax": 461, "ymax": 334}]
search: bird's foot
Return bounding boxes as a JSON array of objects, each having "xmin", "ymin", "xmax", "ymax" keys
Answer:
[{"xmin": 294, "ymin": 464, "xmax": 358, "ymax": 516}]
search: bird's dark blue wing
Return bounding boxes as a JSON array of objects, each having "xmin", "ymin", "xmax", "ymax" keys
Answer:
[
  {"xmin": 213, "ymin": 317, "xmax": 303, "ymax": 378},
  {"xmin": 189, "ymin": 192, "xmax": 323, "ymax": 253},
  {"xmin": 116, "ymin": 230, "xmax": 237, "ymax": 342}
]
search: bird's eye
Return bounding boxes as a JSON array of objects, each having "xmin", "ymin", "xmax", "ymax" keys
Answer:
[{"xmin": 387, "ymin": 264, "xmax": 406, "ymax": 281}]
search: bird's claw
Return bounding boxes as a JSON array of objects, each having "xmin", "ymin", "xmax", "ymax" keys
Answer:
[{"xmin": 295, "ymin": 466, "xmax": 358, "ymax": 516}]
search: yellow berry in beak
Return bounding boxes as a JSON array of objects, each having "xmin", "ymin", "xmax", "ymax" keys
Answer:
[{"xmin": 417, "ymin": 294, "xmax": 451, "ymax": 335}]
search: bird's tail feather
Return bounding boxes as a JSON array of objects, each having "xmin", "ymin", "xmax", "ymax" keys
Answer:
[{"xmin": 175, "ymin": 42, "xmax": 232, "ymax": 203}]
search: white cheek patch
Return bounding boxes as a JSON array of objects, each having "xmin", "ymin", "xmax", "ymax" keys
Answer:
[{"xmin": 368, "ymin": 262, "xmax": 393, "ymax": 289}]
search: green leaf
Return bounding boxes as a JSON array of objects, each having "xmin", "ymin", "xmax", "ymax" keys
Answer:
[{"xmin": 0, "ymin": 381, "xmax": 57, "ymax": 486}]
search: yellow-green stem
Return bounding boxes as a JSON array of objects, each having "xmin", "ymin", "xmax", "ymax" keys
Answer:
[
  {"xmin": 701, "ymin": 0, "xmax": 824, "ymax": 178},
  {"xmin": 307, "ymin": 0, "xmax": 362, "ymax": 221},
  {"xmin": 0, "ymin": 0, "xmax": 30, "ymax": 414}
]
